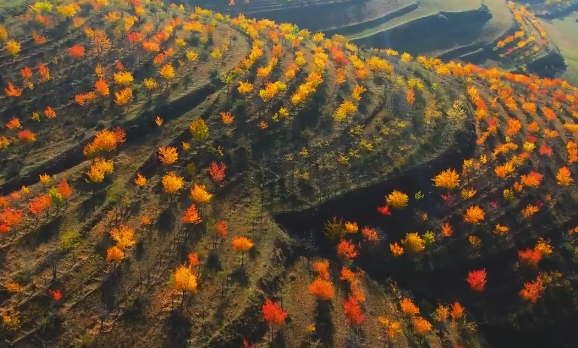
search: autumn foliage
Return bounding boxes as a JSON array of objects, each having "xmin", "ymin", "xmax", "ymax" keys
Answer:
[
  {"xmin": 313, "ymin": 260, "xmax": 330, "ymax": 280},
  {"xmin": 413, "ymin": 316, "xmax": 432, "ymax": 334},
  {"xmin": 519, "ymin": 276, "xmax": 545, "ymax": 303},
  {"xmin": 83, "ymin": 128, "xmax": 126, "ymax": 157},
  {"xmin": 190, "ymin": 184, "xmax": 213, "ymax": 203},
  {"xmin": 466, "ymin": 269, "xmax": 487, "ymax": 292},
  {"xmin": 162, "ymin": 172, "xmax": 184, "ymax": 194},
  {"xmin": 0, "ymin": 208, "xmax": 23, "ymax": 233},
  {"xmin": 308, "ymin": 278, "xmax": 334, "ymax": 300},
  {"xmin": 158, "ymin": 146, "xmax": 178, "ymax": 165},
  {"xmin": 28, "ymin": 195, "xmax": 52, "ymax": 216},
  {"xmin": 386, "ymin": 190, "xmax": 409, "ymax": 209},
  {"xmin": 208, "ymin": 161, "xmax": 227, "ymax": 182},
  {"xmin": 400, "ymin": 298, "xmax": 419, "ymax": 316},
  {"xmin": 262, "ymin": 299, "xmax": 288, "ymax": 327},
  {"xmin": 107, "ymin": 246, "xmax": 125, "ymax": 261},
  {"xmin": 336, "ymin": 239, "xmax": 358, "ymax": 260},
  {"xmin": 48, "ymin": 289, "xmax": 62, "ymax": 301},
  {"xmin": 110, "ymin": 224, "xmax": 136, "ymax": 249},
  {"xmin": 463, "ymin": 205, "xmax": 485, "ymax": 225},
  {"xmin": 2, "ymin": 1, "xmax": 578, "ymax": 342},
  {"xmin": 343, "ymin": 296, "xmax": 364, "ymax": 325},
  {"xmin": 174, "ymin": 264, "xmax": 198, "ymax": 294},
  {"xmin": 433, "ymin": 168, "xmax": 460, "ymax": 190},
  {"xmin": 182, "ymin": 204, "xmax": 202, "ymax": 225},
  {"xmin": 232, "ymin": 236, "xmax": 254, "ymax": 252}
]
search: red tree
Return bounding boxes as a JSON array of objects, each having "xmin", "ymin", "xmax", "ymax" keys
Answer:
[
  {"xmin": 28, "ymin": 195, "xmax": 52, "ymax": 216},
  {"xmin": 337, "ymin": 240, "xmax": 358, "ymax": 261},
  {"xmin": 208, "ymin": 161, "xmax": 227, "ymax": 183},
  {"xmin": 57, "ymin": 180, "xmax": 73, "ymax": 199},
  {"xmin": 262, "ymin": 299, "xmax": 288, "ymax": 326},
  {"xmin": 0, "ymin": 224, "xmax": 10, "ymax": 233},
  {"xmin": 518, "ymin": 248, "xmax": 542, "ymax": 268},
  {"xmin": 466, "ymin": 269, "xmax": 486, "ymax": 292},
  {"xmin": 48, "ymin": 289, "xmax": 62, "ymax": 301},
  {"xmin": 377, "ymin": 205, "xmax": 391, "ymax": 215},
  {"xmin": 262, "ymin": 298, "xmax": 288, "ymax": 339},
  {"xmin": 242, "ymin": 339, "xmax": 256, "ymax": 348},
  {"xmin": 343, "ymin": 295, "xmax": 364, "ymax": 325},
  {"xmin": 67, "ymin": 45, "xmax": 86, "ymax": 59},
  {"xmin": 519, "ymin": 276, "xmax": 545, "ymax": 303}
]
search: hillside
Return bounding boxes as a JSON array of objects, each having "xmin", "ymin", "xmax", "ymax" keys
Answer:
[
  {"xmin": 526, "ymin": 0, "xmax": 578, "ymax": 19},
  {"xmin": 1, "ymin": 1, "xmax": 578, "ymax": 348},
  {"xmin": 537, "ymin": 9, "xmax": 578, "ymax": 85},
  {"xmin": 186, "ymin": 0, "xmax": 569, "ymax": 79}
]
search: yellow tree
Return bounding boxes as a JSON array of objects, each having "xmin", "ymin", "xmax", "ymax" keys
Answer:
[
  {"xmin": 110, "ymin": 224, "xmax": 136, "ymax": 249},
  {"xmin": 432, "ymin": 168, "xmax": 460, "ymax": 190},
  {"xmin": 6, "ymin": 40, "xmax": 21, "ymax": 56},
  {"xmin": 401, "ymin": 232, "xmax": 425, "ymax": 252},
  {"xmin": 174, "ymin": 264, "xmax": 197, "ymax": 306},
  {"xmin": 386, "ymin": 190, "xmax": 409, "ymax": 209},
  {"xmin": 232, "ymin": 236, "xmax": 254, "ymax": 265},
  {"xmin": 0, "ymin": 24, "xmax": 7, "ymax": 42},
  {"xmin": 107, "ymin": 246, "xmax": 125, "ymax": 262},
  {"xmin": 189, "ymin": 119, "xmax": 209, "ymax": 142},
  {"xmin": 210, "ymin": 47, "xmax": 222, "ymax": 69},
  {"xmin": 162, "ymin": 172, "xmax": 184, "ymax": 195},
  {"xmin": 158, "ymin": 146, "xmax": 178, "ymax": 165},
  {"xmin": 159, "ymin": 63, "xmax": 175, "ymax": 81},
  {"xmin": 134, "ymin": 173, "xmax": 147, "ymax": 187},
  {"xmin": 463, "ymin": 205, "xmax": 485, "ymax": 225},
  {"xmin": 556, "ymin": 167, "xmax": 573, "ymax": 186},
  {"xmin": 115, "ymin": 88, "xmax": 132, "ymax": 105},
  {"xmin": 113, "ymin": 71, "xmax": 134, "ymax": 85},
  {"xmin": 85, "ymin": 158, "xmax": 114, "ymax": 183},
  {"xmin": 238, "ymin": 81, "xmax": 254, "ymax": 95},
  {"xmin": 190, "ymin": 183, "xmax": 213, "ymax": 204}
]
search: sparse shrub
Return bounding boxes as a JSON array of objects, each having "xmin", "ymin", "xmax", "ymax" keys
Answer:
[
  {"xmin": 60, "ymin": 229, "xmax": 81, "ymax": 252},
  {"xmin": 74, "ymin": 333, "xmax": 95, "ymax": 348}
]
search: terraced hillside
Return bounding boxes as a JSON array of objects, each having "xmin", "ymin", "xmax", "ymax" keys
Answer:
[
  {"xmin": 1, "ymin": 1, "xmax": 578, "ymax": 348},
  {"xmin": 526, "ymin": 0, "xmax": 578, "ymax": 19},
  {"xmin": 188, "ymin": 0, "xmax": 567, "ymax": 78},
  {"xmin": 187, "ymin": 0, "xmax": 508, "ymax": 57}
]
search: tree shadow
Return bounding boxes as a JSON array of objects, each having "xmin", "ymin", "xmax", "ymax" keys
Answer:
[
  {"xmin": 206, "ymin": 250, "xmax": 223, "ymax": 272},
  {"xmin": 23, "ymin": 216, "xmax": 63, "ymax": 247},
  {"xmin": 345, "ymin": 330, "xmax": 368, "ymax": 348},
  {"xmin": 100, "ymin": 269, "xmax": 121, "ymax": 311},
  {"xmin": 121, "ymin": 295, "xmax": 148, "ymax": 324},
  {"xmin": 76, "ymin": 189, "xmax": 107, "ymax": 221},
  {"xmin": 184, "ymin": 224, "xmax": 204, "ymax": 245},
  {"xmin": 248, "ymin": 244, "xmax": 259, "ymax": 261},
  {"xmin": 212, "ymin": 300, "xmax": 229, "ymax": 327},
  {"xmin": 33, "ymin": 311, "xmax": 65, "ymax": 342},
  {"xmin": 157, "ymin": 207, "xmax": 177, "ymax": 235},
  {"xmin": 164, "ymin": 310, "xmax": 192, "ymax": 348},
  {"xmin": 230, "ymin": 266, "xmax": 249, "ymax": 287},
  {"xmin": 313, "ymin": 300, "xmax": 334, "ymax": 347},
  {"xmin": 135, "ymin": 239, "xmax": 145, "ymax": 261},
  {"xmin": 272, "ymin": 330, "xmax": 289, "ymax": 348}
]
